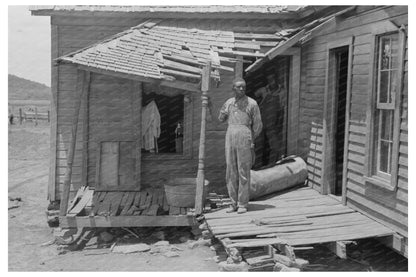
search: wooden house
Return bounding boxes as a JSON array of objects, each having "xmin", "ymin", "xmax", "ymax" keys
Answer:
[{"xmin": 31, "ymin": 5, "xmax": 408, "ymax": 257}]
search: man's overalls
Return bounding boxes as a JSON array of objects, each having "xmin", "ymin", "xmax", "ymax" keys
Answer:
[{"xmin": 220, "ymin": 96, "xmax": 262, "ymax": 208}]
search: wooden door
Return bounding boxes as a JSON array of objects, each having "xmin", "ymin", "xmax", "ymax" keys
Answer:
[{"xmin": 96, "ymin": 141, "xmax": 139, "ymax": 190}]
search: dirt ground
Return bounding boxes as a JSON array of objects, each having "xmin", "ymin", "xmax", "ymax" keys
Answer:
[
  {"xmin": 8, "ymin": 122, "xmax": 218, "ymax": 271},
  {"xmin": 8, "ymin": 122, "xmax": 408, "ymax": 272}
]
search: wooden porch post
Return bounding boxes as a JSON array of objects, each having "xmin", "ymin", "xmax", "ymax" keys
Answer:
[
  {"xmin": 59, "ymin": 70, "xmax": 91, "ymax": 216},
  {"xmin": 195, "ymin": 62, "xmax": 211, "ymax": 215},
  {"xmin": 235, "ymin": 55, "xmax": 243, "ymax": 78}
]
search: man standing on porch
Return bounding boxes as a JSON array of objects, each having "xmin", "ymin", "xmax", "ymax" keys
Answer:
[{"xmin": 219, "ymin": 78, "xmax": 262, "ymax": 214}]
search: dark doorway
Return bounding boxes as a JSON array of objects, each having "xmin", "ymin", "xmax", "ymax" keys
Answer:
[
  {"xmin": 245, "ymin": 56, "xmax": 290, "ymax": 169},
  {"xmin": 333, "ymin": 47, "xmax": 349, "ymax": 196}
]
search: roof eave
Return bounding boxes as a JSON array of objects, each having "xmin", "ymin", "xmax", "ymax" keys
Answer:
[{"xmin": 30, "ymin": 9, "xmax": 303, "ymax": 20}]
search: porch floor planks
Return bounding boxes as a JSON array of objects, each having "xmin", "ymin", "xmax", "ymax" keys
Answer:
[{"xmin": 204, "ymin": 186, "xmax": 395, "ymax": 249}]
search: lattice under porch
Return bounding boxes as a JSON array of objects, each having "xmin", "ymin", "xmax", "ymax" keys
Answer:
[{"xmin": 59, "ymin": 187, "xmax": 198, "ymax": 228}]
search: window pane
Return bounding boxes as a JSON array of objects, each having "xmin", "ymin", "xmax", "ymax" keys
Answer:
[
  {"xmin": 379, "ymin": 71, "xmax": 389, "ymax": 103},
  {"xmin": 389, "ymin": 70, "xmax": 398, "ymax": 103},
  {"xmin": 381, "ymin": 37, "xmax": 391, "ymax": 70},
  {"xmin": 379, "ymin": 141, "xmax": 390, "ymax": 173},
  {"xmin": 380, "ymin": 110, "xmax": 393, "ymax": 140},
  {"xmin": 390, "ymin": 35, "xmax": 399, "ymax": 69}
]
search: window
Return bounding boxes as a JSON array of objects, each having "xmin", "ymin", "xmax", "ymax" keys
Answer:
[
  {"xmin": 142, "ymin": 91, "xmax": 184, "ymax": 154},
  {"xmin": 366, "ymin": 29, "xmax": 405, "ymax": 189},
  {"xmin": 372, "ymin": 33, "xmax": 399, "ymax": 178},
  {"xmin": 141, "ymin": 84, "xmax": 193, "ymax": 159}
]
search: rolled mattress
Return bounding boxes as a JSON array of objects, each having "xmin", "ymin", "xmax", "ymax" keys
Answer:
[{"xmin": 249, "ymin": 156, "xmax": 308, "ymax": 200}]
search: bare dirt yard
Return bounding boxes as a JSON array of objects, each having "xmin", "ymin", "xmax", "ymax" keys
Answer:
[
  {"xmin": 8, "ymin": 122, "xmax": 408, "ymax": 271},
  {"xmin": 8, "ymin": 122, "xmax": 218, "ymax": 271}
]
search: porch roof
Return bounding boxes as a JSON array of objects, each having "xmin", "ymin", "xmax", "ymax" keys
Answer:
[
  {"xmin": 57, "ymin": 19, "xmax": 302, "ymax": 84},
  {"xmin": 57, "ymin": 6, "xmax": 355, "ymax": 86}
]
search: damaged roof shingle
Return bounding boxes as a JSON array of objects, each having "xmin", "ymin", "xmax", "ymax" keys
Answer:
[{"xmin": 58, "ymin": 7, "xmax": 351, "ymax": 83}]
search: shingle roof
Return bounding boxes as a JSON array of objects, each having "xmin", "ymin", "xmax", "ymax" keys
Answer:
[
  {"xmin": 58, "ymin": 20, "xmax": 301, "ymax": 82},
  {"xmin": 58, "ymin": 7, "xmax": 354, "ymax": 84}
]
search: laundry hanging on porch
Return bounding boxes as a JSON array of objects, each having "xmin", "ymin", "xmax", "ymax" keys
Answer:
[{"xmin": 141, "ymin": 100, "xmax": 161, "ymax": 153}]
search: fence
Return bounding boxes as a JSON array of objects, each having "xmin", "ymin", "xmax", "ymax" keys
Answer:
[{"xmin": 9, "ymin": 107, "xmax": 50, "ymax": 126}]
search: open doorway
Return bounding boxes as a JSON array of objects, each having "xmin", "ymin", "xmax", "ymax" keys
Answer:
[
  {"xmin": 245, "ymin": 56, "xmax": 290, "ymax": 170},
  {"xmin": 323, "ymin": 45, "xmax": 350, "ymax": 197},
  {"xmin": 334, "ymin": 47, "xmax": 349, "ymax": 196}
]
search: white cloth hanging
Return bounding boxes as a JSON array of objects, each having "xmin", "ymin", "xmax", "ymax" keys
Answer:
[{"xmin": 141, "ymin": 100, "xmax": 161, "ymax": 152}]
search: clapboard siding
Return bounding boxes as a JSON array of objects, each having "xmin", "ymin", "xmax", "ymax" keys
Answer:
[{"xmin": 299, "ymin": 6, "xmax": 408, "ymax": 251}]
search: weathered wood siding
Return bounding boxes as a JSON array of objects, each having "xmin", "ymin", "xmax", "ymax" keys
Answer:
[
  {"xmin": 51, "ymin": 17, "xmax": 149, "ymax": 200},
  {"xmin": 299, "ymin": 6, "xmax": 408, "ymax": 251}
]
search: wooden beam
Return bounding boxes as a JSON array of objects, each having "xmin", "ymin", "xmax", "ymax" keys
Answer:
[
  {"xmin": 195, "ymin": 62, "xmax": 211, "ymax": 215},
  {"xmin": 81, "ymin": 71, "xmax": 91, "ymax": 187},
  {"xmin": 59, "ymin": 215, "xmax": 197, "ymax": 228},
  {"xmin": 59, "ymin": 70, "xmax": 90, "ymax": 216},
  {"xmin": 49, "ymin": 24, "xmax": 59, "ymax": 201},
  {"xmin": 323, "ymin": 241, "xmax": 348, "ymax": 259},
  {"xmin": 234, "ymin": 55, "xmax": 243, "ymax": 78},
  {"xmin": 391, "ymin": 25, "xmax": 407, "ymax": 189},
  {"xmin": 132, "ymin": 81, "xmax": 142, "ymax": 190},
  {"xmin": 377, "ymin": 233, "xmax": 404, "ymax": 255},
  {"xmin": 245, "ymin": 30, "xmax": 305, "ymax": 74},
  {"xmin": 75, "ymin": 64, "xmax": 200, "ymax": 93},
  {"xmin": 32, "ymin": 9, "xmax": 300, "ymax": 20},
  {"xmin": 342, "ymin": 37, "xmax": 354, "ymax": 205}
]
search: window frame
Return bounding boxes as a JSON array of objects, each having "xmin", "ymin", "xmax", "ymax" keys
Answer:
[
  {"xmin": 141, "ymin": 91, "xmax": 194, "ymax": 161},
  {"xmin": 364, "ymin": 25, "xmax": 406, "ymax": 191}
]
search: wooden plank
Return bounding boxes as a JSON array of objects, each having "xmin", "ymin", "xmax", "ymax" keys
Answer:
[
  {"xmin": 145, "ymin": 204, "xmax": 160, "ymax": 216},
  {"xmin": 60, "ymin": 215, "xmax": 197, "ymax": 228},
  {"xmin": 59, "ymin": 70, "xmax": 90, "ymax": 216},
  {"xmin": 347, "ymin": 190, "xmax": 408, "ymax": 226},
  {"xmin": 96, "ymin": 192, "xmax": 113, "ymax": 216},
  {"xmin": 77, "ymin": 64, "xmax": 200, "ymax": 93},
  {"xmin": 215, "ymin": 213, "xmax": 370, "ymax": 238},
  {"xmin": 139, "ymin": 190, "xmax": 148, "ymax": 207},
  {"xmin": 205, "ymin": 205, "xmax": 353, "ymax": 225},
  {"xmin": 120, "ymin": 192, "xmax": 136, "ymax": 215},
  {"xmin": 169, "ymin": 206, "xmax": 181, "ymax": 215},
  {"xmin": 109, "ymin": 192, "xmax": 125, "ymax": 216},
  {"xmin": 323, "ymin": 241, "xmax": 348, "ymax": 259},
  {"xmin": 133, "ymin": 191, "xmax": 142, "ymax": 207},
  {"xmin": 151, "ymin": 189, "xmax": 159, "ymax": 206},
  {"xmin": 287, "ymin": 227, "xmax": 393, "ymax": 246},
  {"xmin": 141, "ymin": 189, "xmax": 153, "ymax": 214},
  {"xmin": 391, "ymin": 26, "xmax": 407, "ymax": 189},
  {"xmin": 91, "ymin": 192, "xmax": 106, "ymax": 215},
  {"xmin": 66, "ymin": 186, "xmax": 86, "ymax": 212},
  {"xmin": 347, "ymin": 200, "xmax": 408, "ymax": 237},
  {"xmin": 227, "ymin": 238, "xmax": 287, "ymax": 248},
  {"xmin": 277, "ymin": 222, "xmax": 388, "ymax": 241},
  {"xmin": 162, "ymin": 191, "xmax": 169, "ymax": 212},
  {"xmin": 49, "ymin": 25, "xmax": 59, "ymax": 201}
]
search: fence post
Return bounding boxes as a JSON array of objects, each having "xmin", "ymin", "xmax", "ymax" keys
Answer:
[
  {"xmin": 19, "ymin": 108, "xmax": 22, "ymax": 125},
  {"xmin": 35, "ymin": 107, "xmax": 38, "ymax": 126},
  {"xmin": 47, "ymin": 110, "xmax": 50, "ymax": 123}
]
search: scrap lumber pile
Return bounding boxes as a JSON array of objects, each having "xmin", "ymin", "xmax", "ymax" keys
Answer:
[{"xmin": 66, "ymin": 187, "xmax": 194, "ymax": 217}]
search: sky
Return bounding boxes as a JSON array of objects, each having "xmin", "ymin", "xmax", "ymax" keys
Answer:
[{"xmin": 8, "ymin": 5, "xmax": 51, "ymax": 86}]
